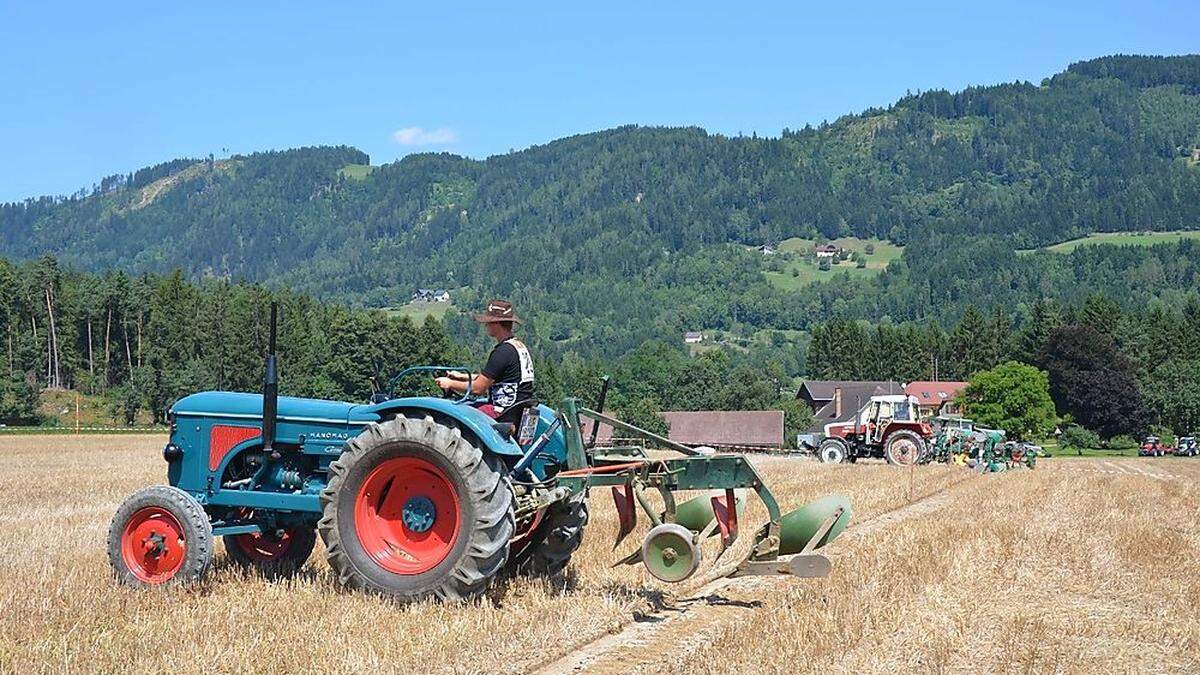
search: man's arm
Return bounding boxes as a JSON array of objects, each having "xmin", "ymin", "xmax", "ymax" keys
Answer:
[
  {"xmin": 435, "ymin": 373, "xmax": 493, "ymax": 396},
  {"xmin": 436, "ymin": 343, "xmax": 509, "ymax": 396}
]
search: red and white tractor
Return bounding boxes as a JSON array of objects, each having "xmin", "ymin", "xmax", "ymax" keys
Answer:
[{"xmin": 817, "ymin": 394, "xmax": 933, "ymax": 465}]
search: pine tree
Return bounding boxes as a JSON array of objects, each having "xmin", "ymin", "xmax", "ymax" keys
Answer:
[{"xmin": 949, "ymin": 305, "xmax": 988, "ymax": 379}]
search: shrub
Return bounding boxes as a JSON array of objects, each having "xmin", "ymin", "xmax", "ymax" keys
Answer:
[{"xmin": 1060, "ymin": 424, "xmax": 1101, "ymax": 455}]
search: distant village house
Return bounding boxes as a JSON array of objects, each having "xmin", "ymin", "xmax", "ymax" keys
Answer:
[
  {"xmin": 683, "ymin": 331, "xmax": 704, "ymax": 344},
  {"xmin": 796, "ymin": 380, "xmax": 903, "ymax": 431},
  {"xmin": 904, "ymin": 381, "xmax": 968, "ymax": 418},
  {"xmin": 814, "ymin": 244, "xmax": 839, "ymax": 258},
  {"xmin": 796, "ymin": 379, "xmax": 969, "ymax": 431},
  {"xmin": 411, "ymin": 289, "xmax": 451, "ymax": 303}
]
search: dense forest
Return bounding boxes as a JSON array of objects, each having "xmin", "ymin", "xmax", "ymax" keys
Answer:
[
  {"xmin": 806, "ymin": 293, "xmax": 1200, "ymax": 438},
  {"xmin": 0, "ymin": 256, "xmax": 464, "ymax": 425},
  {"xmin": 1, "ymin": 55, "xmax": 1199, "ymax": 433}
]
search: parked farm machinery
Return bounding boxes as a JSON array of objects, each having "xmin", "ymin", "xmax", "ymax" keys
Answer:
[
  {"xmin": 1138, "ymin": 435, "xmax": 1173, "ymax": 457},
  {"xmin": 817, "ymin": 394, "xmax": 933, "ymax": 465},
  {"xmin": 923, "ymin": 419, "xmax": 1041, "ymax": 472},
  {"xmin": 107, "ymin": 306, "xmax": 852, "ymax": 599},
  {"xmin": 1177, "ymin": 436, "xmax": 1198, "ymax": 457}
]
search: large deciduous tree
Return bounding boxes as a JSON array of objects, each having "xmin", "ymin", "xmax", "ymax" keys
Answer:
[
  {"xmin": 1039, "ymin": 324, "xmax": 1142, "ymax": 438},
  {"xmin": 962, "ymin": 361, "xmax": 1056, "ymax": 440}
]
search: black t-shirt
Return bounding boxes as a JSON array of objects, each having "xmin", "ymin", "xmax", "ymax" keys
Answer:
[{"xmin": 481, "ymin": 338, "xmax": 535, "ymax": 414}]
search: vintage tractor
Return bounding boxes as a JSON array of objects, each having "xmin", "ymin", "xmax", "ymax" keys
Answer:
[
  {"xmin": 107, "ymin": 307, "xmax": 852, "ymax": 599},
  {"xmin": 817, "ymin": 394, "xmax": 932, "ymax": 466}
]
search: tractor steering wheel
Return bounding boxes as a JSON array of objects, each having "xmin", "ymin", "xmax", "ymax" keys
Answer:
[{"xmin": 386, "ymin": 365, "xmax": 477, "ymax": 404}]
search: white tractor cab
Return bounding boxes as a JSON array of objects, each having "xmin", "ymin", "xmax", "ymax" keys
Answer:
[{"xmin": 818, "ymin": 394, "xmax": 933, "ymax": 465}]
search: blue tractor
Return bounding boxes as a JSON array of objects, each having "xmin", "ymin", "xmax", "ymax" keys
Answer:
[{"xmin": 108, "ymin": 306, "xmax": 852, "ymax": 600}]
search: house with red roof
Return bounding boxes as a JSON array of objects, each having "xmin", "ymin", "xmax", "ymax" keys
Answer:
[{"xmin": 904, "ymin": 381, "xmax": 968, "ymax": 419}]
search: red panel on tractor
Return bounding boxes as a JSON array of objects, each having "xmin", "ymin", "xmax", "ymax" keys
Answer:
[{"xmin": 209, "ymin": 425, "xmax": 261, "ymax": 471}]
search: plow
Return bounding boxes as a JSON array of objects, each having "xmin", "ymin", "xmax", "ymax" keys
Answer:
[
  {"xmin": 107, "ymin": 306, "xmax": 852, "ymax": 599},
  {"xmin": 922, "ymin": 418, "xmax": 1041, "ymax": 472}
]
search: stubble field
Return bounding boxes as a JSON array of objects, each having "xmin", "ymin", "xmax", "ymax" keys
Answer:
[{"xmin": 1, "ymin": 435, "xmax": 1197, "ymax": 673}]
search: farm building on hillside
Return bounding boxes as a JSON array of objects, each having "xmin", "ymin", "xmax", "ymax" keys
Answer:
[
  {"xmin": 814, "ymin": 244, "xmax": 839, "ymax": 258},
  {"xmin": 904, "ymin": 381, "xmax": 968, "ymax": 418},
  {"xmin": 683, "ymin": 331, "xmax": 704, "ymax": 344},
  {"xmin": 581, "ymin": 410, "xmax": 784, "ymax": 449},
  {"xmin": 411, "ymin": 289, "xmax": 451, "ymax": 303},
  {"xmin": 796, "ymin": 380, "xmax": 903, "ymax": 431}
]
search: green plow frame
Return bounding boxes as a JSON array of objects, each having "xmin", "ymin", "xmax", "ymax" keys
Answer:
[{"xmin": 551, "ymin": 398, "xmax": 852, "ymax": 583}]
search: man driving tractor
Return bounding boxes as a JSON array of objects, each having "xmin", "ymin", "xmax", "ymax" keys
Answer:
[{"xmin": 434, "ymin": 299, "xmax": 536, "ymax": 424}]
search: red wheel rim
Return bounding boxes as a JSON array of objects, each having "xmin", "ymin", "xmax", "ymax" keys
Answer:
[
  {"xmin": 120, "ymin": 506, "xmax": 187, "ymax": 584},
  {"xmin": 232, "ymin": 531, "xmax": 293, "ymax": 562},
  {"xmin": 354, "ymin": 456, "xmax": 461, "ymax": 575}
]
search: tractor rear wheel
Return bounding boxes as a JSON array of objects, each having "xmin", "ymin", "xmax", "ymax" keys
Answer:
[
  {"xmin": 884, "ymin": 430, "xmax": 926, "ymax": 466},
  {"xmin": 319, "ymin": 416, "xmax": 515, "ymax": 602},
  {"xmin": 507, "ymin": 491, "xmax": 589, "ymax": 577},
  {"xmin": 107, "ymin": 485, "xmax": 213, "ymax": 587},
  {"xmin": 224, "ymin": 526, "xmax": 316, "ymax": 579},
  {"xmin": 818, "ymin": 438, "xmax": 849, "ymax": 464}
]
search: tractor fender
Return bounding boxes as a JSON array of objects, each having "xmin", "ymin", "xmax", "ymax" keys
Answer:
[{"xmin": 350, "ymin": 396, "xmax": 525, "ymax": 457}]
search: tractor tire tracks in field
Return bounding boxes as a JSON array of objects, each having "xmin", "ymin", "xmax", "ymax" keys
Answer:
[{"xmin": 530, "ymin": 474, "xmax": 975, "ymax": 675}]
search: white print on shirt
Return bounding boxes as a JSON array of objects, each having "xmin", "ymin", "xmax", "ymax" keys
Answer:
[
  {"xmin": 492, "ymin": 382, "xmax": 518, "ymax": 408},
  {"xmin": 507, "ymin": 339, "xmax": 535, "ymax": 383}
]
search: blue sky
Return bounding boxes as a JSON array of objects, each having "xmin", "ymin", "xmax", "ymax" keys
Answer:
[{"xmin": 0, "ymin": 1, "xmax": 1196, "ymax": 202}]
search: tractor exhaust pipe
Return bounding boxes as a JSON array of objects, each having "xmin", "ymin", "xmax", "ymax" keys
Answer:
[
  {"xmin": 262, "ymin": 302, "xmax": 280, "ymax": 459},
  {"xmin": 588, "ymin": 376, "xmax": 611, "ymax": 448}
]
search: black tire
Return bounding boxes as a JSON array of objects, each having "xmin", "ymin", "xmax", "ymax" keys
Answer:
[
  {"xmin": 508, "ymin": 491, "xmax": 589, "ymax": 577},
  {"xmin": 108, "ymin": 485, "xmax": 213, "ymax": 587},
  {"xmin": 884, "ymin": 430, "xmax": 926, "ymax": 466},
  {"xmin": 224, "ymin": 527, "xmax": 317, "ymax": 579},
  {"xmin": 319, "ymin": 416, "xmax": 515, "ymax": 602},
  {"xmin": 818, "ymin": 438, "xmax": 849, "ymax": 464}
]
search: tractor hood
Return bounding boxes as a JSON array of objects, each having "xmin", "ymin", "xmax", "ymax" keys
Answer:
[
  {"xmin": 171, "ymin": 392, "xmax": 525, "ymax": 457},
  {"xmin": 172, "ymin": 391, "xmax": 359, "ymax": 424}
]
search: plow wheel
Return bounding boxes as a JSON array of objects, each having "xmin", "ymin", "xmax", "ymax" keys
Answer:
[
  {"xmin": 225, "ymin": 526, "xmax": 316, "ymax": 579},
  {"xmin": 884, "ymin": 430, "xmax": 925, "ymax": 466},
  {"xmin": 107, "ymin": 485, "xmax": 213, "ymax": 587},
  {"xmin": 641, "ymin": 523, "xmax": 702, "ymax": 583},
  {"xmin": 507, "ymin": 491, "xmax": 589, "ymax": 578},
  {"xmin": 319, "ymin": 416, "xmax": 514, "ymax": 602}
]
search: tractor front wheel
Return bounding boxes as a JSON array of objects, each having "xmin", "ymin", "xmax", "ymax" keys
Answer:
[
  {"xmin": 319, "ymin": 416, "xmax": 514, "ymax": 602},
  {"xmin": 884, "ymin": 430, "xmax": 926, "ymax": 466},
  {"xmin": 107, "ymin": 485, "xmax": 213, "ymax": 587},
  {"xmin": 225, "ymin": 526, "xmax": 316, "ymax": 579},
  {"xmin": 818, "ymin": 438, "xmax": 850, "ymax": 464}
]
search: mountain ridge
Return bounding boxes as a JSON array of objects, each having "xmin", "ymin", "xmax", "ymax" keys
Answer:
[{"xmin": 2, "ymin": 54, "xmax": 1199, "ymax": 362}]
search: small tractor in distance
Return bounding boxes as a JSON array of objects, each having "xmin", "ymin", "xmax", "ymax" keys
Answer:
[
  {"xmin": 1138, "ymin": 435, "xmax": 1173, "ymax": 457},
  {"xmin": 107, "ymin": 306, "xmax": 852, "ymax": 600},
  {"xmin": 817, "ymin": 394, "xmax": 932, "ymax": 466},
  {"xmin": 1177, "ymin": 436, "xmax": 1197, "ymax": 457}
]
